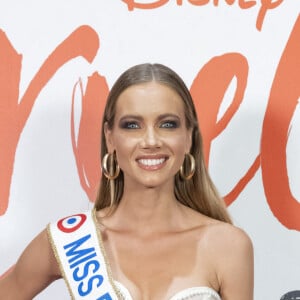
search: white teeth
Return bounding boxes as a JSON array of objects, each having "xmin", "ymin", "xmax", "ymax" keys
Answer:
[{"xmin": 138, "ymin": 158, "xmax": 165, "ymax": 166}]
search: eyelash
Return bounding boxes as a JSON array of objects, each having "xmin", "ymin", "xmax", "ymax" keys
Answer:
[
  {"xmin": 120, "ymin": 121, "xmax": 140, "ymax": 129},
  {"xmin": 119, "ymin": 120, "xmax": 179, "ymax": 129},
  {"xmin": 160, "ymin": 120, "xmax": 179, "ymax": 128}
]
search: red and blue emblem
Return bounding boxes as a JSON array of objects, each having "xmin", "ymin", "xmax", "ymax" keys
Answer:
[{"xmin": 57, "ymin": 214, "xmax": 87, "ymax": 233}]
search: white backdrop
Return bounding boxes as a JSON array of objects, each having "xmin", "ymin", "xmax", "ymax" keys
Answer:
[{"xmin": 0, "ymin": 1, "xmax": 299, "ymax": 299}]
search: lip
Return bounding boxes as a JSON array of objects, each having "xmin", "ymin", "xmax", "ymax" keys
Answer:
[{"xmin": 136, "ymin": 155, "xmax": 169, "ymax": 170}]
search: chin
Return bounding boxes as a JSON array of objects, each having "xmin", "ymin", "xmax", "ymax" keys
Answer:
[
  {"xmin": 144, "ymin": 184, "xmax": 156, "ymax": 189},
  {"xmin": 139, "ymin": 181, "xmax": 158, "ymax": 189},
  {"xmin": 141, "ymin": 178, "xmax": 172, "ymax": 190}
]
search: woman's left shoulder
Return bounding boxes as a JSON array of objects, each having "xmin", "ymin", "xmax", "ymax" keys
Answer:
[
  {"xmin": 194, "ymin": 218, "xmax": 254, "ymax": 298},
  {"xmin": 203, "ymin": 220, "xmax": 253, "ymax": 259},
  {"xmin": 198, "ymin": 219, "xmax": 253, "ymax": 258},
  {"xmin": 209, "ymin": 221, "xmax": 252, "ymax": 251}
]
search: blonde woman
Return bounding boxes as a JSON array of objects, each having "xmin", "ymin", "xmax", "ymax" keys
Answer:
[{"xmin": 0, "ymin": 63, "xmax": 253, "ymax": 300}]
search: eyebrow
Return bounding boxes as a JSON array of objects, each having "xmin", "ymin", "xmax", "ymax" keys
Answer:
[
  {"xmin": 119, "ymin": 113, "xmax": 181, "ymax": 122},
  {"xmin": 119, "ymin": 115, "xmax": 143, "ymax": 122}
]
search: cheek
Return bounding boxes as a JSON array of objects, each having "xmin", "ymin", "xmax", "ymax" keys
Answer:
[
  {"xmin": 167, "ymin": 135, "xmax": 189, "ymax": 154},
  {"xmin": 112, "ymin": 134, "xmax": 137, "ymax": 163}
]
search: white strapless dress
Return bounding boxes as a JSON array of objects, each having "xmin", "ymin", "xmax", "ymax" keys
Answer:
[{"xmin": 115, "ymin": 281, "xmax": 221, "ymax": 300}]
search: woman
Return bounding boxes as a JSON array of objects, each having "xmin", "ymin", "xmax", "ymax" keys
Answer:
[{"xmin": 0, "ymin": 63, "xmax": 253, "ymax": 299}]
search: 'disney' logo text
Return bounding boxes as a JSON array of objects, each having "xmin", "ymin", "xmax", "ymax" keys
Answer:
[{"xmin": 121, "ymin": 0, "xmax": 285, "ymax": 31}]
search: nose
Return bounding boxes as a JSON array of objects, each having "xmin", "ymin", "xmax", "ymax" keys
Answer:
[{"xmin": 140, "ymin": 127, "xmax": 161, "ymax": 148}]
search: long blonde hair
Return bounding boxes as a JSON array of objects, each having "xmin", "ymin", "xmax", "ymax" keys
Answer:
[{"xmin": 94, "ymin": 63, "xmax": 232, "ymax": 224}]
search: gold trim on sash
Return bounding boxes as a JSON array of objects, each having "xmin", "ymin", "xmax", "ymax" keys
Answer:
[
  {"xmin": 47, "ymin": 224, "xmax": 75, "ymax": 299},
  {"xmin": 92, "ymin": 209, "xmax": 123, "ymax": 300}
]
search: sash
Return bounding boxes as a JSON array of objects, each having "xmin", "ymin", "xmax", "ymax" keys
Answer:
[{"xmin": 47, "ymin": 210, "xmax": 119, "ymax": 300}]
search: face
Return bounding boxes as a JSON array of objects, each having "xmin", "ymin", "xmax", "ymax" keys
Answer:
[{"xmin": 105, "ymin": 82, "xmax": 192, "ymax": 189}]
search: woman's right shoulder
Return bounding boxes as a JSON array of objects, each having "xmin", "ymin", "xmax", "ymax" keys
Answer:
[
  {"xmin": 21, "ymin": 228, "xmax": 62, "ymax": 278},
  {"xmin": 0, "ymin": 228, "xmax": 61, "ymax": 299}
]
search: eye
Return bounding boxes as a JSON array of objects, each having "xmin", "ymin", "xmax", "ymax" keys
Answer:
[
  {"xmin": 120, "ymin": 121, "xmax": 140, "ymax": 129},
  {"xmin": 160, "ymin": 120, "xmax": 179, "ymax": 129}
]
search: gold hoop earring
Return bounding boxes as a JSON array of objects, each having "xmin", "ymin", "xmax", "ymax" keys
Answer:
[
  {"xmin": 179, "ymin": 153, "xmax": 195, "ymax": 180},
  {"xmin": 102, "ymin": 152, "xmax": 120, "ymax": 180}
]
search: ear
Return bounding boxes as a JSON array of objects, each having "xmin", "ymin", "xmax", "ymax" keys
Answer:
[{"xmin": 104, "ymin": 122, "xmax": 114, "ymax": 153}]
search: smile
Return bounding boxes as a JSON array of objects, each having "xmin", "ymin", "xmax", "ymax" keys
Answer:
[{"xmin": 137, "ymin": 158, "xmax": 166, "ymax": 166}]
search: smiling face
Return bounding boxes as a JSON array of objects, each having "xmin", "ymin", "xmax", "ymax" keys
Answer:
[{"xmin": 104, "ymin": 82, "xmax": 192, "ymax": 190}]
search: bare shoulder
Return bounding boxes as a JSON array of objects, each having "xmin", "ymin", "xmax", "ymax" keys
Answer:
[
  {"xmin": 0, "ymin": 228, "xmax": 61, "ymax": 299},
  {"xmin": 202, "ymin": 220, "xmax": 253, "ymax": 269},
  {"xmin": 206, "ymin": 221, "xmax": 253, "ymax": 253},
  {"xmin": 202, "ymin": 220, "xmax": 254, "ymax": 300},
  {"xmin": 18, "ymin": 227, "xmax": 61, "ymax": 279}
]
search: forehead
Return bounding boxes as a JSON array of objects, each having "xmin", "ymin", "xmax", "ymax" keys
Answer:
[{"xmin": 115, "ymin": 82, "xmax": 185, "ymax": 116}]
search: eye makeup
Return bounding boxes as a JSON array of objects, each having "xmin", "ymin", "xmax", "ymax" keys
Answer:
[
  {"xmin": 119, "ymin": 120, "xmax": 140, "ymax": 129},
  {"xmin": 118, "ymin": 114, "xmax": 182, "ymax": 130},
  {"xmin": 118, "ymin": 115, "xmax": 142, "ymax": 129},
  {"xmin": 160, "ymin": 120, "xmax": 180, "ymax": 129},
  {"xmin": 158, "ymin": 114, "xmax": 181, "ymax": 129}
]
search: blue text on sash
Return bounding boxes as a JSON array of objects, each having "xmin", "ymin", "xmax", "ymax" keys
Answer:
[{"xmin": 63, "ymin": 234, "xmax": 113, "ymax": 299}]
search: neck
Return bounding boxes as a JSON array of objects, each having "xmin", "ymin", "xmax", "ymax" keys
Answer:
[{"xmin": 108, "ymin": 183, "xmax": 186, "ymax": 234}]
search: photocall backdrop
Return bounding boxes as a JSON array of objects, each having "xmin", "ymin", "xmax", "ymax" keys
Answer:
[{"xmin": 0, "ymin": 1, "xmax": 299, "ymax": 299}]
